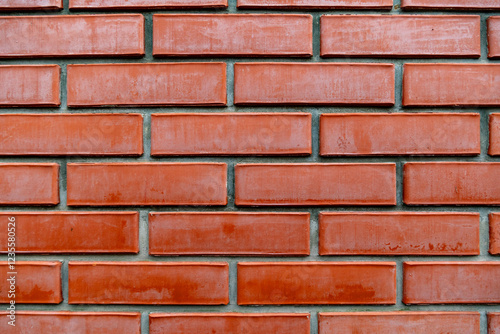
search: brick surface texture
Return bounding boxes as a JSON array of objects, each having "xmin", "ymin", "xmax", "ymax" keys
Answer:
[{"xmin": 0, "ymin": 1, "xmax": 498, "ymax": 333}]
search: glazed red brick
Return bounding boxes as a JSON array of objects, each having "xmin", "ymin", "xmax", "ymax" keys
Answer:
[
  {"xmin": 67, "ymin": 63, "xmax": 226, "ymax": 107},
  {"xmin": 0, "ymin": 114, "xmax": 142, "ymax": 156},
  {"xmin": 0, "ymin": 312, "xmax": 141, "ymax": 334},
  {"xmin": 151, "ymin": 113, "xmax": 311, "ymax": 156},
  {"xmin": 0, "ymin": 0, "xmax": 62, "ymax": 10},
  {"xmin": 404, "ymin": 262, "xmax": 500, "ymax": 304},
  {"xmin": 0, "ymin": 262, "xmax": 61, "ymax": 304},
  {"xmin": 68, "ymin": 262, "xmax": 229, "ymax": 305},
  {"xmin": 491, "ymin": 114, "xmax": 500, "ymax": 155},
  {"xmin": 238, "ymin": 262, "xmax": 396, "ymax": 305},
  {"xmin": 320, "ymin": 113, "xmax": 480, "ymax": 156},
  {"xmin": 149, "ymin": 313, "xmax": 310, "ymax": 334},
  {"xmin": 318, "ymin": 312, "xmax": 480, "ymax": 334},
  {"xmin": 67, "ymin": 163, "xmax": 227, "ymax": 206},
  {"xmin": 149, "ymin": 212, "xmax": 310, "ymax": 256},
  {"xmin": 490, "ymin": 17, "xmax": 500, "ymax": 58},
  {"xmin": 404, "ymin": 162, "xmax": 500, "ymax": 205},
  {"xmin": 0, "ymin": 163, "xmax": 59, "ymax": 205},
  {"xmin": 321, "ymin": 15, "xmax": 480, "ymax": 58},
  {"xmin": 319, "ymin": 212, "xmax": 480, "ymax": 255},
  {"xmin": 235, "ymin": 163, "xmax": 396, "ymax": 206},
  {"xmin": 402, "ymin": 0, "xmax": 500, "ymax": 10},
  {"xmin": 0, "ymin": 65, "xmax": 59, "ymax": 107},
  {"xmin": 0, "ymin": 15, "xmax": 144, "ymax": 57},
  {"xmin": 234, "ymin": 63, "xmax": 394, "ymax": 106},
  {"xmin": 0, "ymin": 212, "xmax": 139, "ymax": 253},
  {"xmin": 403, "ymin": 64, "xmax": 500, "ymax": 106},
  {"xmin": 490, "ymin": 213, "xmax": 500, "ymax": 255},
  {"xmin": 490, "ymin": 313, "xmax": 500, "ymax": 334},
  {"xmin": 238, "ymin": 0, "xmax": 393, "ymax": 9},
  {"xmin": 70, "ymin": 0, "xmax": 227, "ymax": 9},
  {"xmin": 153, "ymin": 14, "xmax": 312, "ymax": 57}
]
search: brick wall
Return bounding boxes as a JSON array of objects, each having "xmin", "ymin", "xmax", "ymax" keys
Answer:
[{"xmin": 0, "ymin": 0, "xmax": 499, "ymax": 333}]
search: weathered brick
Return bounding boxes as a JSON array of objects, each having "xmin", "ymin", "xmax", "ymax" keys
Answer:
[
  {"xmin": 0, "ymin": 15, "xmax": 144, "ymax": 57},
  {"xmin": 153, "ymin": 14, "xmax": 312, "ymax": 57},
  {"xmin": 234, "ymin": 63, "xmax": 394, "ymax": 106},
  {"xmin": 238, "ymin": 0, "xmax": 393, "ymax": 9},
  {"xmin": 70, "ymin": 0, "xmax": 227, "ymax": 9},
  {"xmin": 0, "ymin": 212, "xmax": 139, "ymax": 253},
  {"xmin": 320, "ymin": 113, "xmax": 480, "ymax": 156},
  {"xmin": 404, "ymin": 262, "xmax": 500, "ymax": 304},
  {"xmin": 68, "ymin": 262, "xmax": 229, "ymax": 305},
  {"xmin": 490, "ymin": 313, "xmax": 500, "ymax": 334},
  {"xmin": 0, "ymin": 65, "xmax": 59, "ymax": 107},
  {"xmin": 0, "ymin": 0, "xmax": 62, "ymax": 10},
  {"xmin": 321, "ymin": 15, "xmax": 480, "ymax": 58},
  {"xmin": 402, "ymin": 0, "xmax": 500, "ymax": 10},
  {"xmin": 491, "ymin": 114, "xmax": 500, "ymax": 156},
  {"xmin": 319, "ymin": 212, "xmax": 480, "ymax": 255},
  {"xmin": 151, "ymin": 113, "xmax": 311, "ymax": 156},
  {"xmin": 67, "ymin": 63, "xmax": 226, "ymax": 107},
  {"xmin": 490, "ymin": 213, "xmax": 500, "ymax": 255},
  {"xmin": 0, "ymin": 114, "xmax": 142, "ymax": 156},
  {"xmin": 238, "ymin": 262, "xmax": 396, "ymax": 305},
  {"xmin": 488, "ymin": 17, "xmax": 500, "ymax": 58},
  {"xmin": 149, "ymin": 212, "xmax": 310, "ymax": 256},
  {"xmin": 235, "ymin": 163, "xmax": 396, "ymax": 206}
]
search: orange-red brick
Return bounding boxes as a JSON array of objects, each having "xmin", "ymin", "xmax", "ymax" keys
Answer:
[
  {"xmin": 235, "ymin": 163, "xmax": 396, "ymax": 206},
  {"xmin": 0, "ymin": 15, "xmax": 143, "ymax": 57},
  {"xmin": 67, "ymin": 63, "xmax": 226, "ymax": 107},
  {"xmin": 489, "ymin": 114, "xmax": 500, "ymax": 155},
  {"xmin": 0, "ymin": 212, "xmax": 139, "ymax": 254},
  {"xmin": 404, "ymin": 262, "xmax": 500, "ymax": 304},
  {"xmin": 0, "ymin": 65, "xmax": 59, "ymax": 107},
  {"xmin": 151, "ymin": 113, "xmax": 311, "ymax": 156},
  {"xmin": 149, "ymin": 212, "xmax": 310, "ymax": 256},
  {"xmin": 70, "ymin": 0, "xmax": 227, "ymax": 9},
  {"xmin": 0, "ymin": 114, "xmax": 142, "ymax": 156},
  {"xmin": 320, "ymin": 113, "xmax": 480, "ymax": 156},
  {"xmin": 488, "ymin": 17, "xmax": 500, "ymax": 58},
  {"xmin": 402, "ymin": 0, "xmax": 500, "ymax": 10},
  {"xmin": 0, "ymin": 0, "xmax": 62, "ymax": 10},
  {"xmin": 490, "ymin": 213, "xmax": 500, "ymax": 255},
  {"xmin": 234, "ymin": 63, "xmax": 394, "ymax": 106},
  {"xmin": 67, "ymin": 163, "xmax": 227, "ymax": 206},
  {"xmin": 68, "ymin": 262, "xmax": 229, "ymax": 305},
  {"xmin": 153, "ymin": 14, "xmax": 312, "ymax": 57},
  {"xmin": 490, "ymin": 313, "xmax": 500, "ymax": 334},
  {"xmin": 238, "ymin": 0, "xmax": 393, "ymax": 9},
  {"xmin": 319, "ymin": 212, "xmax": 480, "ymax": 255},
  {"xmin": 0, "ymin": 163, "xmax": 59, "ymax": 205},
  {"xmin": 321, "ymin": 15, "xmax": 480, "ymax": 58}
]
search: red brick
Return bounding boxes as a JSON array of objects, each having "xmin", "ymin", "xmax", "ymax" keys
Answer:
[
  {"xmin": 490, "ymin": 213, "xmax": 500, "ymax": 255},
  {"xmin": 149, "ymin": 212, "xmax": 310, "ymax": 256},
  {"xmin": 403, "ymin": 64, "xmax": 500, "ymax": 106},
  {"xmin": 150, "ymin": 313, "xmax": 310, "ymax": 334},
  {"xmin": 0, "ymin": 163, "xmax": 59, "ymax": 205},
  {"xmin": 491, "ymin": 114, "xmax": 500, "ymax": 156},
  {"xmin": 0, "ymin": 261, "xmax": 61, "ymax": 304},
  {"xmin": 0, "ymin": 212, "xmax": 138, "ymax": 254},
  {"xmin": 68, "ymin": 262, "xmax": 229, "ymax": 305},
  {"xmin": 489, "ymin": 17, "xmax": 500, "ymax": 58},
  {"xmin": 154, "ymin": 14, "xmax": 312, "ymax": 57},
  {"xmin": 402, "ymin": 0, "xmax": 500, "ymax": 10},
  {"xmin": 0, "ymin": 65, "xmax": 59, "ymax": 107},
  {"xmin": 0, "ymin": 114, "xmax": 142, "ymax": 156},
  {"xmin": 234, "ymin": 63, "xmax": 394, "ymax": 106},
  {"xmin": 319, "ymin": 212, "xmax": 480, "ymax": 256},
  {"xmin": 404, "ymin": 262, "xmax": 500, "ymax": 304},
  {"xmin": 320, "ymin": 113, "xmax": 480, "ymax": 156},
  {"xmin": 67, "ymin": 63, "xmax": 226, "ymax": 107},
  {"xmin": 70, "ymin": 0, "xmax": 227, "ymax": 9},
  {"xmin": 318, "ymin": 312, "xmax": 480, "ymax": 334},
  {"xmin": 67, "ymin": 163, "xmax": 226, "ymax": 206},
  {"xmin": 151, "ymin": 113, "xmax": 311, "ymax": 156},
  {"xmin": 404, "ymin": 162, "xmax": 500, "ymax": 205},
  {"xmin": 321, "ymin": 15, "xmax": 480, "ymax": 58},
  {"xmin": 238, "ymin": 262, "xmax": 396, "ymax": 305},
  {"xmin": 0, "ymin": 15, "xmax": 143, "ymax": 57},
  {"xmin": 0, "ymin": 0, "xmax": 62, "ymax": 10},
  {"xmin": 0, "ymin": 312, "xmax": 141, "ymax": 334},
  {"xmin": 490, "ymin": 313, "xmax": 500, "ymax": 334},
  {"xmin": 238, "ymin": 0, "xmax": 393, "ymax": 9},
  {"xmin": 235, "ymin": 163, "xmax": 396, "ymax": 206}
]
